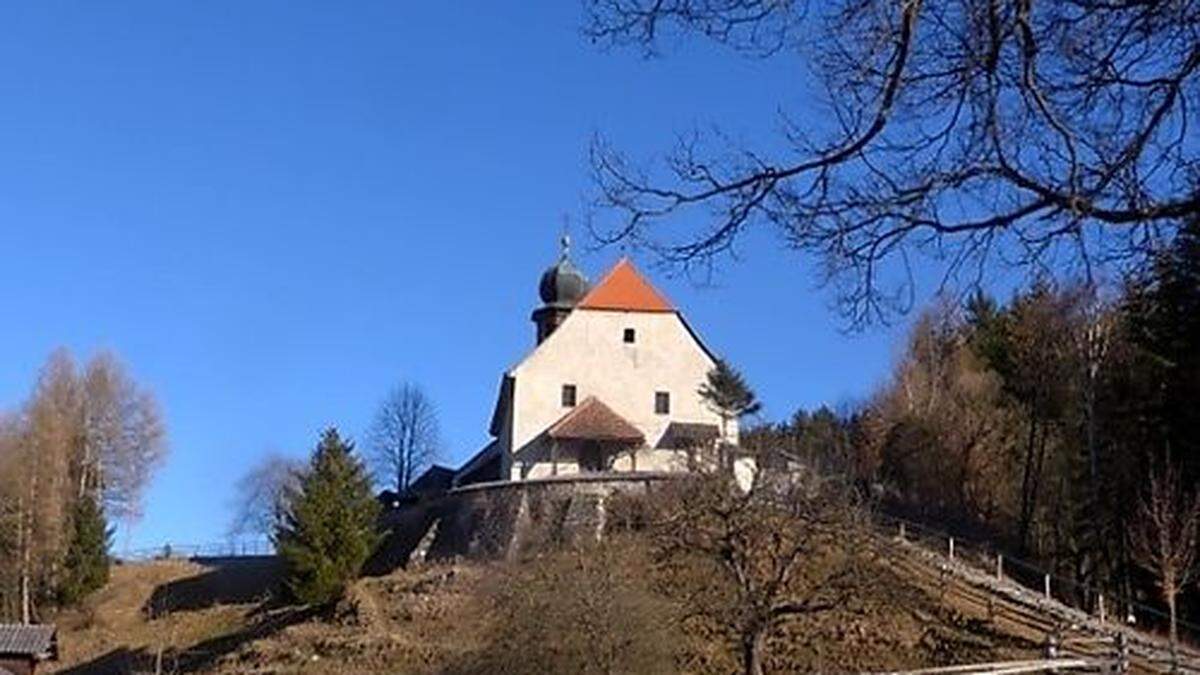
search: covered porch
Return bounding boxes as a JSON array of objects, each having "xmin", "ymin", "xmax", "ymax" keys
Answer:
[{"xmin": 544, "ymin": 397, "xmax": 645, "ymax": 475}]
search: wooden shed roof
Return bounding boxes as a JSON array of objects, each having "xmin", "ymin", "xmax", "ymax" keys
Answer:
[{"xmin": 0, "ymin": 624, "xmax": 57, "ymax": 659}]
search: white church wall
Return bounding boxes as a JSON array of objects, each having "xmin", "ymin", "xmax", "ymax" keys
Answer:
[{"xmin": 506, "ymin": 307, "xmax": 735, "ymax": 478}]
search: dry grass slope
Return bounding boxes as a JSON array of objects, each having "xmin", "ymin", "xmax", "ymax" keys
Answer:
[{"xmin": 42, "ymin": 542, "xmax": 1056, "ymax": 674}]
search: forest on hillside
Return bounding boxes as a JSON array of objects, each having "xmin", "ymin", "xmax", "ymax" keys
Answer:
[
  {"xmin": 582, "ymin": 0, "xmax": 1200, "ymax": 649},
  {"xmin": 746, "ymin": 220, "xmax": 1200, "ymax": 641}
]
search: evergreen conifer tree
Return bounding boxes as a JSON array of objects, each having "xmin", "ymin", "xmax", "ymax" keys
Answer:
[
  {"xmin": 275, "ymin": 428, "xmax": 380, "ymax": 605},
  {"xmin": 60, "ymin": 494, "xmax": 112, "ymax": 605},
  {"xmin": 699, "ymin": 359, "xmax": 761, "ymax": 470}
]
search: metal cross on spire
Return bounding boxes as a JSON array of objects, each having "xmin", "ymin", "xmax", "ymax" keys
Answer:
[{"xmin": 559, "ymin": 213, "xmax": 571, "ymax": 261}]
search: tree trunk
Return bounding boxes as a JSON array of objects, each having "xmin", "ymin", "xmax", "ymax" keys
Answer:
[
  {"xmin": 1168, "ymin": 589, "xmax": 1178, "ymax": 651},
  {"xmin": 20, "ymin": 451, "xmax": 37, "ymax": 625},
  {"xmin": 19, "ymin": 493, "xmax": 31, "ymax": 624},
  {"xmin": 742, "ymin": 625, "xmax": 767, "ymax": 675},
  {"xmin": 20, "ymin": 571, "xmax": 30, "ymax": 625},
  {"xmin": 719, "ymin": 415, "xmax": 730, "ymax": 471},
  {"xmin": 1018, "ymin": 412, "xmax": 1040, "ymax": 551}
]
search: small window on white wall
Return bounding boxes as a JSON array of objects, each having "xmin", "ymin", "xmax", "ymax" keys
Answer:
[
  {"xmin": 654, "ymin": 391, "xmax": 670, "ymax": 415},
  {"xmin": 562, "ymin": 384, "xmax": 577, "ymax": 407},
  {"xmin": 623, "ymin": 328, "xmax": 636, "ymax": 343}
]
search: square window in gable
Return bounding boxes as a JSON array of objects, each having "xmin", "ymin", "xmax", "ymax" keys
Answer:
[
  {"xmin": 623, "ymin": 328, "xmax": 636, "ymax": 344},
  {"xmin": 562, "ymin": 384, "xmax": 577, "ymax": 407}
]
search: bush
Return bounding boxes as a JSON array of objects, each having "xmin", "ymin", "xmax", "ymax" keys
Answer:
[{"xmin": 477, "ymin": 536, "xmax": 681, "ymax": 674}]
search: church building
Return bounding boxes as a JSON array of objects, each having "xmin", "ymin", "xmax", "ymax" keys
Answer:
[{"xmin": 453, "ymin": 238, "xmax": 733, "ymax": 486}]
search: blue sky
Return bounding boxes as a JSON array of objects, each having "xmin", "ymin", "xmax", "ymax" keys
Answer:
[{"xmin": 0, "ymin": 2, "xmax": 932, "ymax": 550}]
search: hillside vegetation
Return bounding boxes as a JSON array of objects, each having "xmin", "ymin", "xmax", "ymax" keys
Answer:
[{"xmin": 46, "ymin": 539, "xmax": 1046, "ymax": 674}]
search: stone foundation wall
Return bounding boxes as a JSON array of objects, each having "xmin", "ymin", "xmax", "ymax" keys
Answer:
[{"xmin": 370, "ymin": 473, "xmax": 675, "ymax": 571}]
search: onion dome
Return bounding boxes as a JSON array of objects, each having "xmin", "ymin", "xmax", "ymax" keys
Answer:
[{"xmin": 538, "ymin": 234, "xmax": 589, "ymax": 307}]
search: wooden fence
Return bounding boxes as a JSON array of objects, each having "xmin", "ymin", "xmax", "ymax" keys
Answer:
[{"xmin": 876, "ymin": 514, "xmax": 1200, "ymax": 673}]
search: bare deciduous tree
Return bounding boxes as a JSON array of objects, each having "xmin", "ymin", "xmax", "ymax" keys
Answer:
[
  {"xmin": 1131, "ymin": 456, "xmax": 1200, "ymax": 650},
  {"xmin": 869, "ymin": 301, "xmax": 1015, "ymax": 523},
  {"xmin": 650, "ymin": 469, "xmax": 869, "ymax": 675},
  {"xmin": 227, "ymin": 452, "xmax": 305, "ymax": 539},
  {"xmin": 368, "ymin": 383, "xmax": 441, "ymax": 493},
  {"xmin": 80, "ymin": 352, "xmax": 167, "ymax": 524},
  {"xmin": 18, "ymin": 350, "xmax": 81, "ymax": 622},
  {"xmin": 584, "ymin": 0, "xmax": 1200, "ymax": 325},
  {"xmin": 0, "ymin": 413, "xmax": 36, "ymax": 623},
  {"xmin": 0, "ymin": 348, "xmax": 167, "ymax": 622}
]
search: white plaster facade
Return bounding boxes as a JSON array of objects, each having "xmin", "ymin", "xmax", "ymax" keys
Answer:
[{"xmin": 502, "ymin": 306, "xmax": 733, "ymax": 479}]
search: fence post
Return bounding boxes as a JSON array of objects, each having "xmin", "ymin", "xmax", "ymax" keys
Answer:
[
  {"xmin": 1044, "ymin": 574, "xmax": 1051, "ymax": 601},
  {"xmin": 898, "ymin": 522, "xmax": 906, "ymax": 541},
  {"xmin": 1098, "ymin": 594, "xmax": 1106, "ymax": 624},
  {"xmin": 1044, "ymin": 626, "xmax": 1062, "ymax": 675},
  {"xmin": 1044, "ymin": 628, "xmax": 1059, "ymax": 658},
  {"xmin": 996, "ymin": 553, "xmax": 1003, "ymax": 581},
  {"xmin": 948, "ymin": 537, "xmax": 955, "ymax": 561},
  {"xmin": 1115, "ymin": 632, "xmax": 1129, "ymax": 673}
]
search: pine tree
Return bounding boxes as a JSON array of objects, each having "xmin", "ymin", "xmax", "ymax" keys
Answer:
[
  {"xmin": 699, "ymin": 360, "xmax": 761, "ymax": 428},
  {"xmin": 59, "ymin": 494, "xmax": 112, "ymax": 605},
  {"xmin": 275, "ymin": 428, "xmax": 380, "ymax": 605},
  {"xmin": 699, "ymin": 359, "xmax": 761, "ymax": 470}
]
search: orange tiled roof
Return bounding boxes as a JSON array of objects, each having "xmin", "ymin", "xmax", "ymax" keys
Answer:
[
  {"xmin": 546, "ymin": 397, "xmax": 645, "ymax": 443},
  {"xmin": 576, "ymin": 258, "xmax": 674, "ymax": 312}
]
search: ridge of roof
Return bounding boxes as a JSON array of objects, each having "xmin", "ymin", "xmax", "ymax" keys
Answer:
[{"xmin": 575, "ymin": 258, "xmax": 674, "ymax": 312}]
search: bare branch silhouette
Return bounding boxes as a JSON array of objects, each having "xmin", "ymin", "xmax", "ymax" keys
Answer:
[{"xmin": 585, "ymin": 0, "xmax": 1200, "ymax": 325}]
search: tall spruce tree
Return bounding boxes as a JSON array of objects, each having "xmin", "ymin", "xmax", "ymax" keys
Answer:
[
  {"xmin": 699, "ymin": 359, "xmax": 761, "ymax": 470},
  {"xmin": 60, "ymin": 494, "xmax": 112, "ymax": 605},
  {"xmin": 275, "ymin": 428, "xmax": 380, "ymax": 605},
  {"xmin": 1123, "ymin": 218, "xmax": 1200, "ymax": 485}
]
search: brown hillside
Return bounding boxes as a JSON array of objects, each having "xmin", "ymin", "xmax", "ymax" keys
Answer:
[{"xmin": 43, "ymin": 544, "xmax": 1055, "ymax": 674}]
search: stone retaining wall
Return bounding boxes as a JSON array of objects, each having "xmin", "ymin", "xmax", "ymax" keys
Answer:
[{"xmin": 368, "ymin": 473, "xmax": 676, "ymax": 572}]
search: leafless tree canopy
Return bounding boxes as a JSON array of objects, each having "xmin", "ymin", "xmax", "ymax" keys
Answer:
[
  {"xmin": 585, "ymin": 0, "xmax": 1200, "ymax": 324},
  {"xmin": 0, "ymin": 348, "xmax": 166, "ymax": 621},
  {"xmin": 1131, "ymin": 456, "xmax": 1200, "ymax": 647},
  {"xmin": 368, "ymin": 382, "xmax": 441, "ymax": 493},
  {"xmin": 650, "ymin": 469, "xmax": 870, "ymax": 674},
  {"xmin": 80, "ymin": 352, "xmax": 168, "ymax": 523},
  {"xmin": 227, "ymin": 452, "xmax": 304, "ymax": 539}
]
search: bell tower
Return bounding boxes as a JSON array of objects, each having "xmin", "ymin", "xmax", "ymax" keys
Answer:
[{"xmin": 532, "ymin": 234, "xmax": 589, "ymax": 344}]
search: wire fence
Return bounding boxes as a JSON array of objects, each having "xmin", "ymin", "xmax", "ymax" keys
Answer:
[
  {"xmin": 116, "ymin": 537, "xmax": 274, "ymax": 562},
  {"xmin": 875, "ymin": 512, "xmax": 1200, "ymax": 651}
]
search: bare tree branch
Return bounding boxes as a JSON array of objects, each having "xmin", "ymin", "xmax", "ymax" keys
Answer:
[
  {"xmin": 227, "ymin": 452, "xmax": 304, "ymax": 539},
  {"xmin": 368, "ymin": 382, "xmax": 441, "ymax": 493},
  {"xmin": 585, "ymin": 0, "xmax": 1200, "ymax": 326}
]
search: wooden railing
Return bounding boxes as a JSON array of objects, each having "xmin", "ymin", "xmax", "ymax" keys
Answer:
[{"xmin": 875, "ymin": 513, "xmax": 1200, "ymax": 673}]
